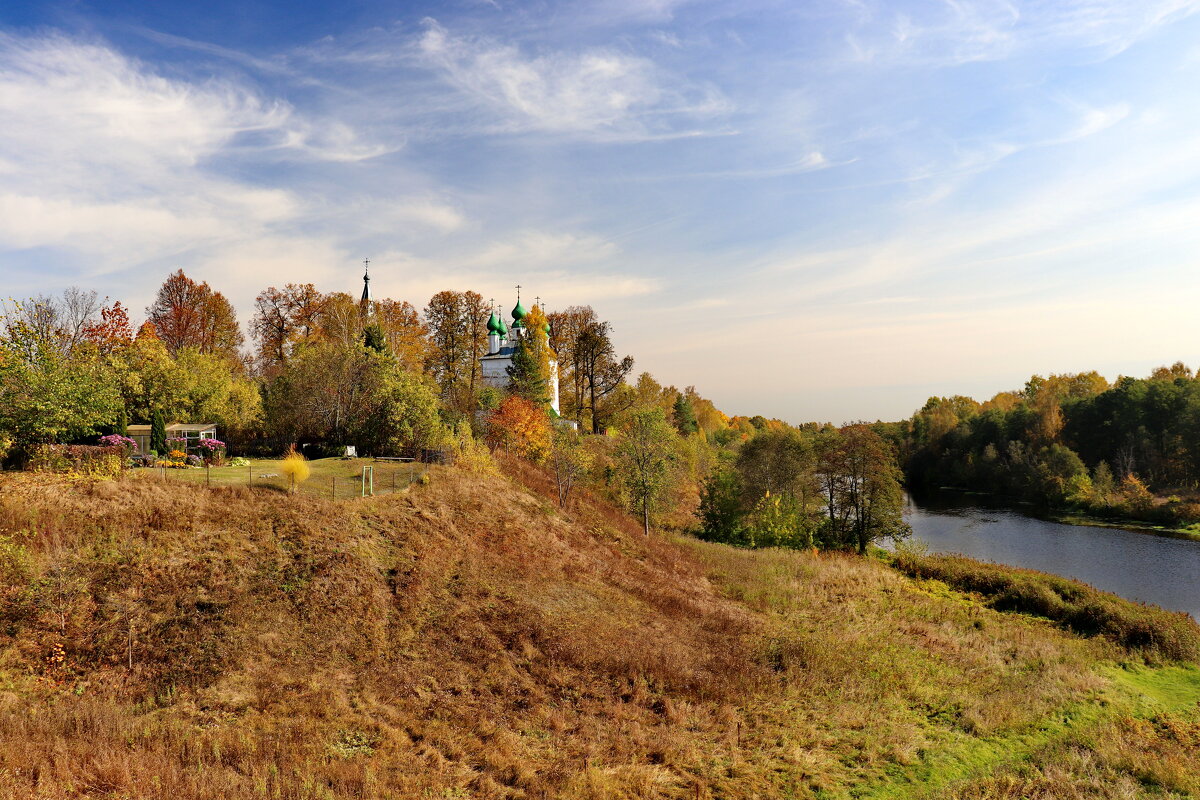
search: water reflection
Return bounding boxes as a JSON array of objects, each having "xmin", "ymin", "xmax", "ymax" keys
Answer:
[{"xmin": 905, "ymin": 492, "xmax": 1200, "ymax": 620}]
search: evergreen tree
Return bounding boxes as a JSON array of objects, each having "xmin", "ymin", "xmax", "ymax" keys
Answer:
[
  {"xmin": 151, "ymin": 410, "xmax": 167, "ymax": 455},
  {"xmin": 362, "ymin": 322, "xmax": 388, "ymax": 354},
  {"xmin": 506, "ymin": 336, "xmax": 548, "ymax": 405},
  {"xmin": 672, "ymin": 392, "xmax": 699, "ymax": 435}
]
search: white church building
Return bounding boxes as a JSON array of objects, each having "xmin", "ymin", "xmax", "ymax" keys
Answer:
[{"xmin": 480, "ymin": 296, "xmax": 561, "ymax": 415}]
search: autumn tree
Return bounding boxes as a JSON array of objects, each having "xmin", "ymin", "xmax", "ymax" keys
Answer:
[
  {"xmin": 425, "ymin": 290, "xmax": 489, "ymax": 415},
  {"xmin": 818, "ymin": 425, "xmax": 910, "ymax": 553},
  {"xmin": 81, "ymin": 301, "xmax": 134, "ymax": 355},
  {"xmin": 0, "ymin": 314, "xmax": 121, "ymax": 461},
  {"xmin": 549, "ymin": 425, "xmax": 592, "ymax": 507},
  {"xmin": 250, "ymin": 283, "xmax": 327, "ymax": 373},
  {"xmin": 615, "ymin": 408, "xmax": 679, "ymax": 536},
  {"xmin": 487, "ymin": 395, "xmax": 551, "ymax": 461},
  {"xmin": 374, "ymin": 299, "xmax": 430, "ymax": 373},
  {"xmin": 547, "ymin": 305, "xmax": 597, "ymax": 420},
  {"xmin": 266, "ymin": 338, "xmax": 446, "ymax": 454},
  {"xmin": 573, "ymin": 320, "xmax": 634, "ymax": 434},
  {"xmin": 146, "ymin": 270, "xmax": 244, "ymax": 362}
]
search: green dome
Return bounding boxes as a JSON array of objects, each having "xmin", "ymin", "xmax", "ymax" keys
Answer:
[
  {"xmin": 497, "ymin": 316, "xmax": 509, "ymax": 337},
  {"xmin": 542, "ymin": 321, "xmax": 551, "ymax": 335},
  {"xmin": 486, "ymin": 312, "xmax": 500, "ymax": 335},
  {"xmin": 511, "ymin": 300, "xmax": 528, "ymax": 321}
]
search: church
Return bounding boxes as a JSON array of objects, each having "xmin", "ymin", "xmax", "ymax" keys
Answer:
[
  {"xmin": 480, "ymin": 295, "xmax": 561, "ymax": 415},
  {"xmin": 357, "ymin": 263, "xmax": 560, "ymax": 413}
]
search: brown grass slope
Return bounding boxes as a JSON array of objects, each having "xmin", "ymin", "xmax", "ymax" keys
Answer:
[{"xmin": 0, "ymin": 461, "xmax": 1198, "ymax": 799}]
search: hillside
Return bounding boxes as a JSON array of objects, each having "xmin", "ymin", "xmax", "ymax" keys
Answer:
[{"xmin": 2, "ymin": 463, "xmax": 1199, "ymax": 799}]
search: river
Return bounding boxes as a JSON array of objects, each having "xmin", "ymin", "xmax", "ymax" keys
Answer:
[{"xmin": 905, "ymin": 493, "xmax": 1200, "ymax": 620}]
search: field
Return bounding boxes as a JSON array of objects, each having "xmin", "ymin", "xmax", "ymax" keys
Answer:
[
  {"xmin": 136, "ymin": 457, "xmax": 428, "ymax": 500},
  {"xmin": 0, "ymin": 459, "xmax": 1198, "ymax": 798}
]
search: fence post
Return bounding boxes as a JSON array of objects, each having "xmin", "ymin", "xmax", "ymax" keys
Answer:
[
  {"xmin": 332, "ymin": 477, "xmax": 336, "ymax": 499},
  {"xmin": 392, "ymin": 472, "xmax": 396, "ymax": 494},
  {"xmin": 249, "ymin": 464, "xmax": 252, "ymax": 488}
]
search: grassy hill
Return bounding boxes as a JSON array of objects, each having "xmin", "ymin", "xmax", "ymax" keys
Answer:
[{"xmin": 1, "ymin": 459, "xmax": 1199, "ymax": 799}]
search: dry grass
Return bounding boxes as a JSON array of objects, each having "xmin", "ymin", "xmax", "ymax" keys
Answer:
[{"xmin": 0, "ymin": 463, "xmax": 1196, "ymax": 799}]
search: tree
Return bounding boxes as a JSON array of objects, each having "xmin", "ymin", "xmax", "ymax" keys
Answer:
[
  {"xmin": 151, "ymin": 410, "xmax": 167, "ymax": 455},
  {"xmin": 82, "ymin": 301, "xmax": 134, "ymax": 355},
  {"xmin": 615, "ymin": 408, "xmax": 678, "ymax": 536},
  {"xmin": 267, "ymin": 338, "xmax": 447, "ymax": 454},
  {"xmin": 547, "ymin": 305, "xmax": 597, "ymax": 421},
  {"xmin": 549, "ymin": 425, "xmax": 593, "ymax": 507},
  {"xmin": 573, "ymin": 320, "xmax": 634, "ymax": 434},
  {"xmin": 146, "ymin": 270, "xmax": 244, "ymax": 361},
  {"xmin": 698, "ymin": 468, "xmax": 745, "ymax": 544},
  {"xmin": 0, "ymin": 319, "xmax": 121, "ymax": 461},
  {"xmin": 826, "ymin": 425, "xmax": 911, "ymax": 554},
  {"xmin": 250, "ymin": 283, "xmax": 329, "ymax": 373},
  {"xmin": 487, "ymin": 396, "xmax": 551, "ymax": 462},
  {"xmin": 506, "ymin": 336, "xmax": 548, "ymax": 404},
  {"xmin": 374, "ymin": 299, "xmax": 429, "ymax": 373},
  {"xmin": 362, "ymin": 323, "xmax": 388, "ymax": 354},
  {"xmin": 425, "ymin": 290, "xmax": 489, "ymax": 416},
  {"xmin": 672, "ymin": 392, "xmax": 699, "ymax": 435}
]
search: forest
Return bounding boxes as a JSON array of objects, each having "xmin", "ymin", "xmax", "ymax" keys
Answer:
[{"xmin": 892, "ymin": 364, "xmax": 1200, "ymax": 527}]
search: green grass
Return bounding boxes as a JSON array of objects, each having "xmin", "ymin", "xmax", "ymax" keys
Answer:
[{"xmin": 135, "ymin": 456, "xmax": 427, "ymax": 499}]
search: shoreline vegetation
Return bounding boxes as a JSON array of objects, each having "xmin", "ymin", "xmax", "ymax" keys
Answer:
[
  {"xmin": 2, "ymin": 468, "xmax": 1200, "ymax": 798},
  {"xmin": 890, "ymin": 365, "xmax": 1200, "ymax": 544}
]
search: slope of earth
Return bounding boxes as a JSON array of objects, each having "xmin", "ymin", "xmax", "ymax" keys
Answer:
[{"xmin": 0, "ymin": 461, "xmax": 1197, "ymax": 799}]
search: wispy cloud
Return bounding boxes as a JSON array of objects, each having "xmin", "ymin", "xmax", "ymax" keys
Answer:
[
  {"xmin": 841, "ymin": 0, "xmax": 1200, "ymax": 66},
  {"xmin": 414, "ymin": 18, "xmax": 729, "ymax": 138}
]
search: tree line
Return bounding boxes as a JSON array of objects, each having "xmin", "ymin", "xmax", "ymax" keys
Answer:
[
  {"xmin": 891, "ymin": 363, "xmax": 1200, "ymax": 525},
  {"xmin": 0, "ymin": 268, "xmax": 911, "ymax": 553}
]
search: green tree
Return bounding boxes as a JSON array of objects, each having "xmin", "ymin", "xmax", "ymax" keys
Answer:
[
  {"xmin": 151, "ymin": 410, "xmax": 167, "ymax": 455},
  {"xmin": 615, "ymin": 408, "xmax": 678, "ymax": 536},
  {"xmin": 506, "ymin": 336, "xmax": 548, "ymax": 404},
  {"xmin": 362, "ymin": 322, "xmax": 388, "ymax": 354},
  {"xmin": 0, "ymin": 327, "xmax": 121, "ymax": 462},
  {"xmin": 698, "ymin": 468, "xmax": 745, "ymax": 544},
  {"xmin": 672, "ymin": 392, "xmax": 698, "ymax": 436}
]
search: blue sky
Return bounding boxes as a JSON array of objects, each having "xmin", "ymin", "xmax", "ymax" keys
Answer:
[{"xmin": 2, "ymin": 0, "xmax": 1200, "ymax": 423}]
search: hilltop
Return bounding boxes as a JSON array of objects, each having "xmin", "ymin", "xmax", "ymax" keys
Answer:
[{"xmin": 1, "ymin": 463, "xmax": 1199, "ymax": 799}]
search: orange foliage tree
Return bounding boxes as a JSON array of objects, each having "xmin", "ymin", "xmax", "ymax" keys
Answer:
[
  {"xmin": 146, "ymin": 269, "xmax": 244, "ymax": 361},
  {"xmin": 487, "ymin": 396, "xmax": 550, "ymax": 462}
]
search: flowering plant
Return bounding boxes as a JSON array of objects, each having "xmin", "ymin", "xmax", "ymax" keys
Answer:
[
  {"xmin": 197, "ymin": 438, "xmax": 226, "ymax": 451},
  {"xmin": 99, "ymin": 434, "xmax": 138, "ymax": 451}
]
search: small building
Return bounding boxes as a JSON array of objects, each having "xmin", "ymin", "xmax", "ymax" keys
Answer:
[{"xmin": 126, "ymin": 423, "xmax": 218, "ymax": 455}]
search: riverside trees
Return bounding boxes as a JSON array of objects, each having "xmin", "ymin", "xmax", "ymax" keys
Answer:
[{"xmin": 697, "ymin": 423, "xmax": 910, "ymax": 553}]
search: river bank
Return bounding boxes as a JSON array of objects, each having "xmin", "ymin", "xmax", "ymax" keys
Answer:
[
  {"xmin": 925, "ymin": 486, "xmax": 1200, "ymax": 541},
  {"xmin": 905, "ymin": 492, "xmax": 1200, "ymax": 620}
]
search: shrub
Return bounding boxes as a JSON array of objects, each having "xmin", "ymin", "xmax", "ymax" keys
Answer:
[
  {"xmin": 280, "ymin": 449, "xmax": 311, "ymax": 491},
  {"xmin": 892, "ymin": 551, "xmax": 1200, "ymax": 662},
  {"xmin": 29, "ymin": 444, "xmax": 125, "ymax": 478}
]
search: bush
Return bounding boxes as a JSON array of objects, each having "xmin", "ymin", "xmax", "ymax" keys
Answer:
[
  {"xmin": 29, "ymin": 444, "xmax": 125, "ymax": 478},
  {"xmin": 892, "ymin": 551, "xmax": 1200, "ymax": 663}
]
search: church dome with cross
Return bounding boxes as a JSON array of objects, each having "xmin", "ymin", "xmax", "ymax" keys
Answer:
[{"xmin": 480, "ymin": 287, "xmax": 560, "ymax": 414}]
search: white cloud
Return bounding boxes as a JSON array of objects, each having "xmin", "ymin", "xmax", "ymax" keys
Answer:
[
  {"xmin": 415, "ymin": 19, "xmax": 728, "ymax": 138},
  {"xmin": 841, "ymin": 0, "xmax": 1200, "ymax": 67}
]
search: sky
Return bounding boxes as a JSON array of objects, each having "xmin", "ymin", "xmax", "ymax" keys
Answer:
[{"xmin": 2, "ymin": 0, "xmax": 1200, "ymax": 423}]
